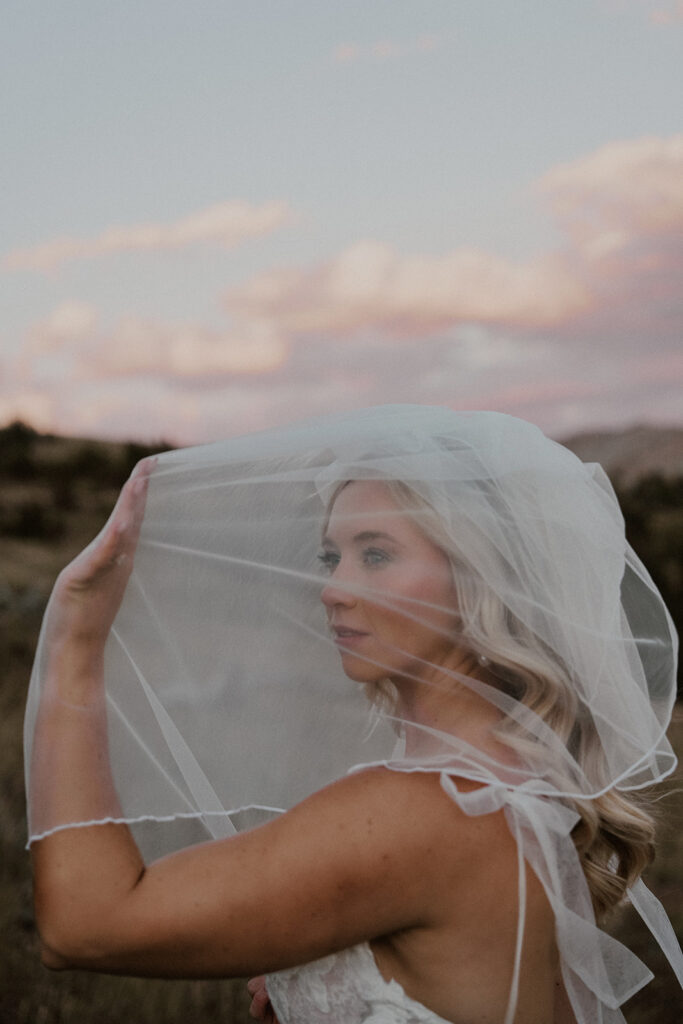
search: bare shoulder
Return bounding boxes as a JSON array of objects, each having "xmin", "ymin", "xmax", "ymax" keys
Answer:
[
  {"xmin": 287, "ymin": 765, "xmax": 512, "ymax": 857},
  {"xmin": 273, "ymin": 766, "xmax": 518, "ymax": 903}
]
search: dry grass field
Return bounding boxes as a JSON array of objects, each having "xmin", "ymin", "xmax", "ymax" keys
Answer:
[{"xmin": 1, "ymin": 425, "xmax": 681, "ymax": 1023}]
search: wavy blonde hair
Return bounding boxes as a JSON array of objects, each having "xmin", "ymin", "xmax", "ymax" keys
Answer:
[{"xmin": 326, "ymin": 478, "xmax": 657, "ymax": 921}]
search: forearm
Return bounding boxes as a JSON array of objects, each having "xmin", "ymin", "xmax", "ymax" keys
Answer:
[{"xmin": 30, "ymin": 639, "xmax": 145, "ymax": 965}]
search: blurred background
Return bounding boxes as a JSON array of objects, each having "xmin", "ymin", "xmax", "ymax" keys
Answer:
[{"xmin": 1, "ymin": 2, "xmax": 682, "ymax": 1020}]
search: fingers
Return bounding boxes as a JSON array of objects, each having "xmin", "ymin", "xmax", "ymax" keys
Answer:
[
  {"xmin": 247, "ymin": 977, "xmax": 276, "ymax": 1022},
  {"xmin": 119, "ymin": 457, "xmax": 157, "ymax": 529},
  {"xmin": 47, "ymin": 457, "xmax": 161, "ymax": 651},
  {"xmin": 105, "ymin": 457, "xmax": 157, "ymax": 559},
  {"xmin": 249, "ymin": 993, "xmax": 273, "ymax": 1021},
  {"xmin": 60, "ymin": 457, "xmax": 157, "ymax": 592}
]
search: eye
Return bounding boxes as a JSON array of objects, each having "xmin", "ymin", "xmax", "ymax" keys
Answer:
[
  {"xmin": 363, "ymin": 547, "xmax": 390, "ymax": 567},
  {"xmin": 317, "ymin": 550, "xmax": 340, "ymax": 573}
]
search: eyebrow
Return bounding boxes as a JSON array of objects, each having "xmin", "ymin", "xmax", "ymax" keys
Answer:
[{"xmin": 321, "ymin": 530, "xmax": 401, "ymax": 548}]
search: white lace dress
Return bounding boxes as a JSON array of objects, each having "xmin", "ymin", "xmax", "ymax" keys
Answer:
[{"xmin": 265, "ymin": 942, "xmax": 453, "ymax": 1024}]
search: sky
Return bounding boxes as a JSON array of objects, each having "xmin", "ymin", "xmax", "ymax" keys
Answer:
[{"xmin": 2, "ymin": 0, "xmax": 682, "ymax": 446}]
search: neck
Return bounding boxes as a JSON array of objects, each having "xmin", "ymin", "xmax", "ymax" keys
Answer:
[{"xmin": 391, "ymin": 651, "xmax": 501, "ymax": 758}]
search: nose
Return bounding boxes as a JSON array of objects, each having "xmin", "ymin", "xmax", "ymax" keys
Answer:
[{"xmin": 320, "ymin": 577, "xmax": 357, "ymax": 610}]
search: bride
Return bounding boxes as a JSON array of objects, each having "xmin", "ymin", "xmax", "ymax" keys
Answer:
[{"xmin": 25, "ymin": 406, "xmax": 682, "ymax": 1023}]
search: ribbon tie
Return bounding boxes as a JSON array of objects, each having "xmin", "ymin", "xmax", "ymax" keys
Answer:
[{"xmin": 440, "ymin": 774, "xmax": 683, "ymax": 1024}]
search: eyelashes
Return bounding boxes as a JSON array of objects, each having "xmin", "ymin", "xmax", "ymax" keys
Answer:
[
  {"xmin": 317, "ymin": 551, "xmax": 340, "ymax": 573},
  {"xmin": 363, "ymin": 547, "xmax": 390, "ymax": 567},
  {"xmin": 317, "ymin": 548, "xmax": 391, "ymax": 573}
]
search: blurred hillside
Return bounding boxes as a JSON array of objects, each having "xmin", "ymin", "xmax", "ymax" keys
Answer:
[
  {"xmin": 1, "ymin": 419, "xmax": 682, "ymax": 1023},
  {"xmin": 564, "ymin": 425, "xmax": 683, "ymax": 486}
]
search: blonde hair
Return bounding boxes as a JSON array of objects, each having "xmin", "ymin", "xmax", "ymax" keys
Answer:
[
  {"xmin": 328, "ymin": 478, "xmax": 657, "ymax": 921},
  {"xmin": 448, "ymin": 553, "xmax": 656, "ymax": 922}
]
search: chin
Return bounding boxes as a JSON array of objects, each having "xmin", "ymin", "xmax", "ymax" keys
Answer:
[
  {"xmin": 335, "ymin": 654, "xmax": 400, "ymax": 715},
  {"xmin": 336, "ymin": 649, "xmax": 387, "ymax": 685},
  {"xmin": 338, "ymin": 654, "xmax": 407, "ymax": 700}
]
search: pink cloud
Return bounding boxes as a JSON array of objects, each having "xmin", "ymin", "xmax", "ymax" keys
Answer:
[
  {"xmin": 22, "ymin": 302, "xmax": 288, "ymax": 384},
  {"xmin": 332, "ymin": 43, "xmax": 361, "ymax": 63},
  {"xmin": 539, "ymin": 135, "xmax": 683, "ymax": 257},
  {"xmin": 415, "ymin": 33, "xmax": 440, "ymax": 52},
  {"xmin": 332, "ymin": 34, "xmax": 441, "ymax": 64},
  {"xmin": 0, "ymin": 390, "xmax": 58, "ymax": 435},
  {"xmin": 650, "ymin": 1, "xmax": 683, "ymax": 24},
  {"xmin": 618, "ymin": 349, "xmax": 683, "ymax": 385},
  {"xmin": 5, "ymin": 133, "xmax": 682, "ymax": 445},
  {"xmin": 472, "ymin": 378, "xmax": 604, "ymax": 412},
  {"xmin": 225, "ymin": 239, "xmax": 589, "ymax": 338},
  {"xmin": 220, "ymin": 134, "xmax": 682, "ymax": 350},
  {"xmin": 4, "ymin": 199, "xmax": 293, "ymax": 272},
  {"xmin": 4, "ymin": 317, "xmax": 680, "ymax": 445},
  {"xmin": 86, "ymin": 319, "xmax": 287, "ymax": 379},
  {"xmin": 531, "ymin": 135, "xmax": 683, "ymax": 347},
  {"xmin": 28, "ymin": 301, "xmax": 98, "ymax": 350},
  {"xmin": 370, "ymin": 39, "xmax": 403, "ymax": 60}
]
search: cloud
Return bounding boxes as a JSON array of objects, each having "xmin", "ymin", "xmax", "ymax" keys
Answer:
[
  {"xmin": 539, "ymin": 135, "xmax": 683, "ymax": 257},
  {"xmin": 332, "ymin": 43, "xmax": 362, "ymax": 63},
  {"xmin": 4, "ymin": 311, "xmax": 680, "ymax": 446},
  {"xmin": 21, "ymin": 300, "xmax": 288, "ymax": 389},
  {"xmin": 5, "ymin": 133, "xmax": 682, "ymax": 445},
  {"xmin": 221, "ymin": 133, "xmax": 683, "ymax": 349},
  {"xmin": 29, "ymin": 301, "xmax": 99, "ymax": 350},
  {"xmin": 650, "ymin": 1, "xmax": 683, "ymax": 24},
  {"xmin": 332, "ymin": 33, "xmax": 441, "ymax": 64},
  {"xmin": 4, "ymin": 199, "xmax": 293, "ymax": 272},
  {"xmin": 0, "ymin": 389, "xmax": 57, "ymax": 435},
  {"xmin": 535, "ymin": 134, "xmax": 683, "ymax": 344},
  {"xmin": 606, "ymin": 1, "xmax": 683, "ymax": 27},
  {"xmin": 225, "ymin": 239, "xmax": 589, "ymax": 339},
  {"xmin": 89, "ymin": 318, "xmax": 287, "ymax": 379}
]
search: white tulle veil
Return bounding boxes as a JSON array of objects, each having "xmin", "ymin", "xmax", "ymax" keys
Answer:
[{"xmin": 24, "ymin": 405, "xmax": 681, "ymax": 1023}]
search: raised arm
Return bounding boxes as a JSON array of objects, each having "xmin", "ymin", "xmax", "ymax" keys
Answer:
[
  {"xmin": 30, "ymin": 461, "xmax": 493, "ymax": 980},
  {"xmin": 34, "ymin": 746, "xmax": 485, "ymax": 978},
  {"xmin": 30, "ymin": 459, "xmax": 155, "ymax": 957}
]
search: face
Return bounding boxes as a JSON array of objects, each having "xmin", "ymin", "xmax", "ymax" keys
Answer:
[{"xmin": 320, "ymin": 480, "xmax": 461, "ymax": 685}]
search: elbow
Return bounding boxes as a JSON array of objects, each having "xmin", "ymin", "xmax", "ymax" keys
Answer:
[
  {"xmin": 34, "ymin": 903, "xmax": 111, "ymax": 972},
  {"xmin": 35, "ymin": 910, "xmax": 87, "ymax": 970},
  {"xmin": 34, "ymin": 908, "xmax": 77, "ymax": 970},
  {"xmin": 32, "ymin": 864, "xmax": 147, "ymax": 972},
  {"xmin": 36, "ymin": 919, "xmax": 114, "ymax": 972},
  {"xmin": 39, "ymin": 936, "xmax": 72, "ymax": 971}
]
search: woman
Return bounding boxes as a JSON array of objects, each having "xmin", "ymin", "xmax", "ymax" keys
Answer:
[{"xmin": 25, "ymin": 405, "xmax": 682, "ymax": 1023}]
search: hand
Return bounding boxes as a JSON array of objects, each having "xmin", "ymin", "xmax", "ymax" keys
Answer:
[
  {"xmin": 247, "ymin": 976, "xmax": 280, "ymax": 1023},
  {"xmin": 46, "ymin": 457, "xmax": 156, "ymax": 657}
]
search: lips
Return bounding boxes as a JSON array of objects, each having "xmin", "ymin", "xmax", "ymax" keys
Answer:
[{"xmin": 332, "ymin": 626, "xmax": 369, "ymax": 639}]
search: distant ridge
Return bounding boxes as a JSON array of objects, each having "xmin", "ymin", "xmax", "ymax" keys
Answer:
[
  {"xmin": 562, "ymin": 425, "xmax": 683, "ymax": 485},
  {"xmin": 2, "ymin": 418, "xmax": 682, "ymax": 488}
]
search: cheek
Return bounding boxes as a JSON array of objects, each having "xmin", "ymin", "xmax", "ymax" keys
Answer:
[
  {"xmin": 408, "ymin": 559, "xmax": 457, "ymax": 610},
  {"xmin": 371, "ymin": 565, "xmax": 458, "ymax": 634},
  {"xmin": 412, "ymin": 565, "xmax": 459, "ymax": 639}
]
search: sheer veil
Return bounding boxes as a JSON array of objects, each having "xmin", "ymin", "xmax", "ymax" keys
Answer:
[{"xmin": 24, "ymin": 404, "xmax": 682, "ymax": 1023}]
